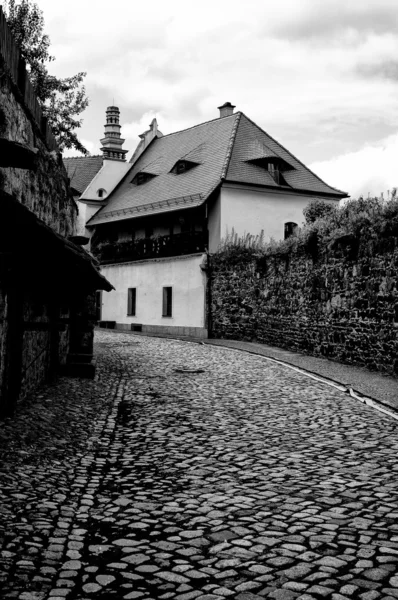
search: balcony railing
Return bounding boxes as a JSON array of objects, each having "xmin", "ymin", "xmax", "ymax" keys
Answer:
[{"xmin": 95, "ymin": 231, "xmax": 208, "ymax": 264}]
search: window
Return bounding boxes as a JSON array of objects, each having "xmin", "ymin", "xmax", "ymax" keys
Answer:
[
  {"xmin": 247, "ymin": 157, "xmax": 292, "ymax": 186},
  {"xmin": 127, "ymin": 288, "xmax": 136, "ymax": 316},
  {"xmin": 267, "ymin": 163, "xmax": 280, "ymax": 184},
  {"xmin": 162, "ymin": 287, "xmax": 172, "ymax": 317},
  {"xmin": 284, "ymin": 222, "xmax": 298, "ymax": 239},
  {"xmin": 97, "ymin": 188, "xmax": 106, "ymax": 198},
  {"xmin": 132, "ymin": 172, "xmax": 156, "ymax": 185},
  {"xmin": 171, "ymin": 160, "xmax": 199, "ymax": 175}
]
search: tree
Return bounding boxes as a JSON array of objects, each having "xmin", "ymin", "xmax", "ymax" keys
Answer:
[{"xmin": 3, "ymin": 0, "xmax": 89, "ymax": 154}]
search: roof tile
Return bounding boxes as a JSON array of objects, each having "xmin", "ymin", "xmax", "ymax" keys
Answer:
[
  {"xmin": 63, "ymin": 155, "xmax": 103, "ymax": 195},
  {"xmin": 88, "ymin": 112, "xmax": 346, "ymax": 226}
]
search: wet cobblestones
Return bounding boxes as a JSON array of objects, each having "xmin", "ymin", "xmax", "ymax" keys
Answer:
[{"xmin": 1, "ymin": 330, "xmax": 398, "ymax": 599}]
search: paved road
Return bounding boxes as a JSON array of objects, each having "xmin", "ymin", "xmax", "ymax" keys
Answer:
[{"xmin": 1, "ymin": 331, "xmax": 398, "ymax": 600}]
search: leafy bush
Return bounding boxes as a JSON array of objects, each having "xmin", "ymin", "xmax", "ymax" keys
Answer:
[
  {"xmin": 215, "ymin": 192, "xmax": 398, "ymax": 263},
  {"xmin": 303, "ymin": 199, "xmax": 337, "ymax": 224}
]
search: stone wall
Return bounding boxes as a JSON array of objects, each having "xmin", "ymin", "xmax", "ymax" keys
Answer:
[
  {"xmin": 0, "ymin": 11, "xmax": 102, "ymax": 416},
  {"xmin": 0, "ymin": 56, "xmax": 77, "ymax": 237},
  {"xmin": 210, "ymin": 238, "xmax": 398, "ymax": 376}
]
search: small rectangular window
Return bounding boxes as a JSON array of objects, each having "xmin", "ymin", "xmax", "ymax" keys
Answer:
[
  {"xmin": 162, "ymin": 287, "xmax": 172, "ymax": 317},
  {"xmin": 127, "ymin": 288, "xmax": 136, "ymax": 316}
]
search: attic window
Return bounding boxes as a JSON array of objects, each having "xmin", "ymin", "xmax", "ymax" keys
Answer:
[
  {"xmin": 247, "ymin": 157, "xmax": 293, "ymax": 186},
  {"xmin": 171, "ymin": 160, "xmax": 198, "ymax": 175},
  {"xmin": 97, "ymin": 188, "xmax": 106, "ymax": 198},
  {"xmin": 267, "ymin": 163, "xmax": 285, "ymax": 185},
  {"xmin": 132, "ymin": 172, "xmax": 156, "ymax": 185}
]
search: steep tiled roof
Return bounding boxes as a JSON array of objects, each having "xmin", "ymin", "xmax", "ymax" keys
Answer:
[
  {"xmin": 88, "ymin": 114, "xmax": 239, "ymax": 225},
  {"xmin": 226, "ymin": 115, "xmax": 346, "ymax": 196},
  {"xmin": 63, "ymin": 155, "xmax": 103, "ymax": 195},
  {"xmin": 88, "ymin": 112, "xmax": 346, "ymax": 226}
]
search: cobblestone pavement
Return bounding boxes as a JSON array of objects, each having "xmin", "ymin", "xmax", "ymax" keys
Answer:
[{"xmin": 1, "ymin": 331, "xmax": 398, "ymax": 600}]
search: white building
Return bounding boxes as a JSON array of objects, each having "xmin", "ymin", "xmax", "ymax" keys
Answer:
[{"xmin": 65, "ymin": 102, "xmax": 347, "ymax": 338}]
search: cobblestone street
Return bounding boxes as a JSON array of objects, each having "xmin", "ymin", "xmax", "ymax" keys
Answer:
[{"xmin": 1, "ymin": 330, "xmax": 398, "ymax": 600}]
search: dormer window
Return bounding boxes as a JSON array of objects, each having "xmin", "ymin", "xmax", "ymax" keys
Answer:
[
  {"xmin": 247, "ymin": 156, "xmax": 293, "ymax": 187},
  {"xmin": 171, "ymin": 160, "xmax": 198, "ymax": 175},
  {"xmin": 267, "ymin": 163, "xmax": 284, "ymax": 185},
  {"xmin": 132, "ymin": 172, "xmax": 156, "ymax": 185}
]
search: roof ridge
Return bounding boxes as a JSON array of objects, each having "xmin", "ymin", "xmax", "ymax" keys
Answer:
[
  {"xmin": 239, "ymin": 113, "xmax": 347, "ymax": 197},
  {"xmin": 160, "ymin": 112, "xmax": 239, "ymax": 139},
  {"xmin": 221, "ymin": 112, "xmax": 242, "ymax": 180},
  {"xmin": 63, "ymin": 155, "xmax": 103, "ymax": 161}
]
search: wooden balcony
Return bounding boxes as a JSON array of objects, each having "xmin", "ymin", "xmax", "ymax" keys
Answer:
[{"xmin": 95, "ymin": 231, "xmax": 208, "ymax": 264}]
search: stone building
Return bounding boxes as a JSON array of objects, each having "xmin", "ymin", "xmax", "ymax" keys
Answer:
[
  {"xmin": 0, "ymin": 7, "xmax": 112, "ymax": 418},
  {"xmin": 68, "ymin": 102, "xmax": 346, "ymax": 338}
]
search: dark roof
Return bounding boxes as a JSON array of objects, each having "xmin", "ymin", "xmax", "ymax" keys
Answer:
[
  {"xmin": 0, "ymin": 189, "xmax": 113, "ymax": 292},
  {"xmin": 63, "ymin": 155, "xmax": 103, "ymax": 195},
  {"xmin": 88, "ymin": 113, "xmax": 346, "ymax": 226},
  {"xmin": 225, "ymin": 115, "xmax": 346, "ymax": 196}
]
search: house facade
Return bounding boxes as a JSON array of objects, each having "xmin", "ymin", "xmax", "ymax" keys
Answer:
[{"xmin": 70, "ymin": 102, "xmax": 347, "ymax": 338}]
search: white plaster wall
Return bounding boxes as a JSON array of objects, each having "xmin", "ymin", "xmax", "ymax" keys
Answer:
[
  {"xmin": 100, "ymin": 254, "xmax": 206, "ymax": 327},
  {"xmin": 211, "ymin": 185, "xmax": 339, "ymax": 249},
  {"xmin": 76, "ymin": 201, "xmax": 103, "ymax": 238},
  {"xmin": 207, "ymin": 191, "xmax": 221, "ymax": 253}
]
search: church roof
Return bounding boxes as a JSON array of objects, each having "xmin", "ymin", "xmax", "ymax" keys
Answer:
[
  {"xmin": 87, "ymin": 113, "xmax": 347, "ymax": 226},
  {"xmin": 63, "ymin": 155, "xmax": 103, "ymax": 195}
]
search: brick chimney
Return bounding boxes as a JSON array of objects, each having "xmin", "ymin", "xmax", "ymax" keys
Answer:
[{"xmin": 218, "ymin": 102, "xmax": 235, "ymax": 118}]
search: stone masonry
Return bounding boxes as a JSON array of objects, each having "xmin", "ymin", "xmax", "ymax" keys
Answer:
[
  {"xmin": 1, "ymin": 330, "xmax": 398, "ymax": 599},
  {"xmin": 210, "ymin": 239, "xmax": 398, "ymax": 376}
]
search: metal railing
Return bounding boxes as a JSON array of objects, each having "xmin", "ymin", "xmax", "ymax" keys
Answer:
[{"xmin": 95, "ymin": 231, "xmax": 208, "ymax": 264}]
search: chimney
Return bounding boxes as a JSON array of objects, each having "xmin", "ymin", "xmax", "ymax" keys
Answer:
[
  {"xmin": 100, "ymin": 106, "xmax": 128, "ymax": 161},
  {"xmin": 218, "ymin": 102, "xmax": 235, "ymax": 118}
]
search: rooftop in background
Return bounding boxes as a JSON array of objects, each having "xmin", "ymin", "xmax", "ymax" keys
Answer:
[
  {"xmin": 88, "ymin": 107, "xmax": 347, "ymax": 226},
  {"xmin": 63, "ymin": 155, "xmax": 103, "ymax": 195}
]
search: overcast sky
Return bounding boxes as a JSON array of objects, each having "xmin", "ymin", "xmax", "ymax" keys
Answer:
[{"xmin": 34, "ymin": 0, "xmax": 398, "ymax": 199}]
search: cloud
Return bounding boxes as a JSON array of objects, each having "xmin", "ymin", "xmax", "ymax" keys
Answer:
[
  {"xmin": 35, "ymin": 0, "xmax": 398, "ymax": 172},
  {"xmin": 62, "ymin": 139, "xmax": 100, "ymax": 158},
  {"xmin": 310, "ymin": 133, "xmax": 398, "ymax": 199},
  {"xmin": 357, "ymin": 60, "xmax": 398, "ymax": 81},
  {"xmin": 268, "ymin": 0, "xmax": 398, "ymax": 41}
]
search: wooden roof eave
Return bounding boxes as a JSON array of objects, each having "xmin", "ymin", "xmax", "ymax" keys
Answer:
[{"xmin": 0, "ymin": 189, "xmax": 114, "ymax": 292}]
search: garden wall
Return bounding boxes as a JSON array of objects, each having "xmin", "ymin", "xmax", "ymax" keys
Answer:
[{"xmin": 210, "ymin": 237, "xmax": 398, "ymax": 376}]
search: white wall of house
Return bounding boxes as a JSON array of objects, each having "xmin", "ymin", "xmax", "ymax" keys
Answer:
[
  {"xmin": 100, "ymin": 253, "xmax": 207, "ymax": 330},
  {"xmin": 207, "ymin": 183, "xmax": 339, "ymax": 251},
  {"xmin": 76, "ymin": 201, "xmax": 103, "ymax": 238},
  {"xmin": 207, "ymin": 190, "xmax": 221, "ymax": 254}
]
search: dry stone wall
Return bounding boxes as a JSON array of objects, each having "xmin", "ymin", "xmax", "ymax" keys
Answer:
[{"xmin": 210, "ymin": 239, "xmax": 398, "ymax": 376}]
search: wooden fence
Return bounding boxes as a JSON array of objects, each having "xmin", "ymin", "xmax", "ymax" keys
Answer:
[{"xmin": 0, "ymin": 6, "xmax": 58, "ymax": 152}]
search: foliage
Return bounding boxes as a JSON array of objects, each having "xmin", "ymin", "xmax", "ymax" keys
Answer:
[
  {"xmin": 215, "ymin": 193, "xmax": 398, "ymax": 264},
  {"xmin": 303, "ymin": 199, "xmax": 336, "ymax": 224},
  {"xmin": 4, "ymin": 0, "xmax": 89, "ymax": 154},
  {"xmin": 219, "ymin": 228, "xmax": 267, "ymax": 252}
]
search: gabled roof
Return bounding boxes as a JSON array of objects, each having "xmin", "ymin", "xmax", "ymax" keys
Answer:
[
  {"xmin": 80, "ymin": 160, "xmax": 131, "ymax": 202},
  {"xmin": 88, "ymin": 114, "xmax": 239, "ymax": 225},
  {"xmin": 225, "ymin": 115, "xmax": 346, "ymax": 196},
  {"xmin": 63, "ymin": 155, "xmax": 103, "ymax": 195},
  {"xmin": 88, "ymin": 112, "xmax": 346, "ymax": 226}
]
